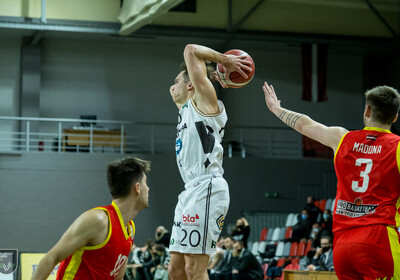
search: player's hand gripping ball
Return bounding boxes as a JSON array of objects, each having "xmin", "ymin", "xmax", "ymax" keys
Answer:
[{"xmin": 217, "ymin": 49, "xmax": 255, "ymax": 88}]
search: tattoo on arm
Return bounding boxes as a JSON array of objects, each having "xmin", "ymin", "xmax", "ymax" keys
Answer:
[{"xmin": 279, "ymin": 110, "xmax": 303, "ymax": 129}]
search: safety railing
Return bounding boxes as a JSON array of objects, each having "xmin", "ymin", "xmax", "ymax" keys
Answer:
[{"xmin": 0, "ymin": 116, "xmax": 302, "ymax": 158}]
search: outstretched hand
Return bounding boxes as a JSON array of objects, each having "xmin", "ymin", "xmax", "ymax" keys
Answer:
[
  {"xmin": 262, "ymin": 81, "xmax": 281, "ymax": 113},
  {"xmin": 223, "ymin": 54, "xmax": 253, "ymax": 81}
]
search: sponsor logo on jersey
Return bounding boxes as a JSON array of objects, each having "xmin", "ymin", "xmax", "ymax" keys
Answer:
[
  {"xmin": 216, "ymin": 215, "xmax": 225, "ymax": 231},
  {"xmin": 176, "ymin": 123, "xmax": 187, "ymax": 137},
  {"xmin": 211, "ymin": 240, "xmax": 217, "ymax": 248},
  {"xmin": 183, "ymin": 214, "xmax": 200, "ymax": 227},
  {"xmin": 173, "ymin": 221, "xmax": 182, "ymax": 228},
  {"xmin": 336, "ymin": 198, "xmax": 378, "ymax": 218},
  {"xmin": 176, "ymin": 138, "xmax": 182, "ymax": 155},
  {"xmin": 183, "ymin": 214, "xmax": 199, "ymax": 223}
]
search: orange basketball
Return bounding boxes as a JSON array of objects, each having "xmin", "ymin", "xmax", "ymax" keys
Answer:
[{"xmin": 217, "ymin": 49, "xmax": 255, "ymax": 88}]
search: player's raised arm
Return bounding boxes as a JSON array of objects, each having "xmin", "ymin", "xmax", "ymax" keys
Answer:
[
  {"xmin": 32, "ymin": 209, "xmax": 108, "ymax": 280},
  {"xmin": 262, "ymin": 81, "xmax": 348, "ymax": 152},
  {"xmin": 183, "ymin": 44, "xmax": 252, "ymax": 112}
]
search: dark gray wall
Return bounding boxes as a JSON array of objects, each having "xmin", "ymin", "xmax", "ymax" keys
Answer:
[{"xmin": 0, "ymin": 153, "xmax": 334, "ymax": 252}]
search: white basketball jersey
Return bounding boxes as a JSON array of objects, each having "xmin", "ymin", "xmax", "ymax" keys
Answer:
[{"xmin": 175, "ymin": 98, "xmax": 227, "ymax": 184}]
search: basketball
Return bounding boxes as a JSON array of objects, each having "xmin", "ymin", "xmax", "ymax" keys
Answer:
[{"xmin": 217, "ymin": 49, "xmax": 255, "ymax": 88}]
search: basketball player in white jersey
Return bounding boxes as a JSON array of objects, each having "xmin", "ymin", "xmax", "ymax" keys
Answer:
[{"xmin": 167, "ymin": 44, "xmax": 252, "ymax": 280}]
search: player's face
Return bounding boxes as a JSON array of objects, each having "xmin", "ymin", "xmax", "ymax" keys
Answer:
[
  {"xmin": 139, "ymin": 173, "xmax": 149, "ymax": 209},
  {"xmin": 170, "ymin": 71, "xmax": 192, "ymax": 105}
]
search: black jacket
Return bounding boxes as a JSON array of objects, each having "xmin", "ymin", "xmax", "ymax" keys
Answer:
[{"xmin": 231, "ymin": 249, "xmax": 263, "ymax": 280}]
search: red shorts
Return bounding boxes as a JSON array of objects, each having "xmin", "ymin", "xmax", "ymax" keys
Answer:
[{"xmin": 333, "ymin": 225, "xmax": 400, "ymax": 280}]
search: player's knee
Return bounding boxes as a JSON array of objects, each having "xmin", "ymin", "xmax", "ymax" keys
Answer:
[{"xmin": 168, "ymin": 262, "xmax": 184, "ymax": 279}]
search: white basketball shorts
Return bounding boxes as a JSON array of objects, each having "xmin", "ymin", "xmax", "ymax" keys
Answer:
[{"xmin": 169, "ymin": 174, "xmax": 230, "ymax": 255}]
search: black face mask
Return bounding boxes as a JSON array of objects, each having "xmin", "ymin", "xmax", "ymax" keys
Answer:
[
  {"xmin": 322, "ymin": 246, "xmax": 330, "ymax": 253},
  {"xmin": 157, "ymin": 232, "xmax": 162, "ymax": 237},
  {"xmin": 237, "ymin": 225, "xmax": 244, "ymax": 230}
]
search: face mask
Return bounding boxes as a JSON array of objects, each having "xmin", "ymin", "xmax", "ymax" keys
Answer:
[
  {"xmin": 301, "ymin": 214, "xmax": 308, "ymax": 220},
  {"xmin": 322, "ymin": 246, "xmax": 330, "ymax": 253},
  {"xmin": 323, "ymin": 213, "xmax": 329, "ymax": 220},
  {"xmin": 312, "ymin": 228, "xmax": 319, "ymax": 234}
]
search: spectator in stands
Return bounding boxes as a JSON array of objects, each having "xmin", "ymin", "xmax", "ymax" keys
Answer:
[
  {"xmin": 291, "ymin": 209, "xmax": 312, "ymax": 242},
  {"xmin": 231, "ymin": 217, "xmax": 250, "ymax": 248},
  {"xmin": 208, "ymin": 236, "xmax": 225, "ymax": 277},
  {"xmin": 212, "ymin": 236, "xmax": 235, "ymax": 280},
  {"xmin": 125, "ymin": 244, "xmax": 141, "ymax": 280},
  {"xmin": 307, "ymin": 236, "xmax": 334, "ymax": 271},
  {"xmin": 321, "ymin": 209, "xmax": 333, "ymax": 236},
  {"xmin": 128, "ymin": 239, "xmax": 156, "ymax": 280},
  {"xmin": 231, "ymin": 240, "xmax": 263, "ymax": 280},
  {"xmin": 309, "ymin": 222, "xmax": 323, "ymax": 249},
  {"xmin": 153, "ymin": 244, "xmax": 171, "ymax": 280},
  {"xmin": 304, "ymin": 196, "xmax": 322, "ymax": 224},
  {"xmin": 155, "ymin": 225, "xmax": 171, "ymax": 248}
]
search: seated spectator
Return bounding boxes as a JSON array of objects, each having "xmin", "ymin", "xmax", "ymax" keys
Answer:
[
  {"xmin": 231, "ymin": 240, "xmax": 263, "ymax": 280},
  {"xmin": 212, "ymin": 237, "xmax": 234, "ymax": 280},
  {"xmin": 127, "ymin": 239, "xmax": 156, "ymax": 280},
  {"xmin": 292, "ymin": 209, "xmax": 312, "ymax": 242},
  {"xmin": 306, "ymin": 236, "xmax": 334, "ymax": 271},
  {"xmin": 153, "ymin": 244, "xmax": 170, "ymax": 280},
  {"xmin": 155, "ymin": 225, "xmax": 171, "ymax": 248},
  {"xmin": 231, "ymin": 217, "xmax": 250, "ymax": 248},
  {"xmin": 320, "ymin": 209, "xmax": 333, "ymax": 237},
  {"xmin": 304, "ymin": 196, "xmax": 322, "ymax": 224},
  {"xmin": 208, "ymin": 236, "xmax": 225, "ymax": 276},
  {"xmin": 125, "ymin": 244, "xmax": 141, "ymax": 280},
  {"xmin": 309, "ymin": 223, "xmax": 323, "ymax": 249}
]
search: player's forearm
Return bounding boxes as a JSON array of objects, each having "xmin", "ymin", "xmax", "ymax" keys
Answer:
[
  {"xmin": 32, "ymin": 255, "xmax": 58, "ymax": 280},
  {"xmin": 272, "ymin": 107, "xmax": 310, "ymax": 135},
  {"xmin": 184, "ymin": 44, "xmax": 227, "ymax": 65}
]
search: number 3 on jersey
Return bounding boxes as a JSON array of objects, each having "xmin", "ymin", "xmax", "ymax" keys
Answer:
[{"xmin": 351, "ymin": 158, "xmax": 373, "ymax": 193}]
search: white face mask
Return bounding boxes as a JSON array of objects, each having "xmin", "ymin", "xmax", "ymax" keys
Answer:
[{"xmin": 312, "ymin": 228, "xmax": 319, "ymax": 234}]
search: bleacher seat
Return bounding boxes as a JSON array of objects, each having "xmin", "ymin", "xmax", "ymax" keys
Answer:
[
  {"xmin": 271, "ymin": 227, "xmax": 281, "ymax": 243},
  {"xmin": 318, "ymin": 199, "xmax": 327, "ymax": 211},
  {"xmin": 278, "ymin": 226, "xmax": 286, "ymax": 241},
  {"xmin": 282, "ymin": 242, "xmax": 291, "ymax": 257},
  {"xmin": 276, "ymin": 258, "xmax": 286, "ymax": 267},
  {"xmin": 260, "ymin": 227, "xmax": 269, "ymax": 241},
  {"xmin": 258, "ymin": 241, "xmax": 267, "ymax": 255},
  {"xmin": 285, "ymin": 213, "xmax": 294, "ymax": 227},
  {"xmin": 305, "ymin": 239, "xmax": 313, "ymax": 256},
  {"xmin": 274, "ymin": 242, "xmax": 285, "ymax": 258},
  {"xmin": 251, "ymin": 241, "xmax": 260, "ymax": 256},
  {"xmin": 284, "ymin": 226, "xmax": 293, "ymax": 240},
  {"xmin": 266, "ymin": 227, "xmax": 275, "ymax": 243},
  {"xmin": 292, "ymin": 214, "xmax": 299, "ymax": 226},
  {"xmin": 289, "ymin": 241, "xmax": 298, "ymax": 257},
  {"xmin": 331, "ymin": 197, "xmax": 336, "ymax": 212},
  {"xmin": 325, "ymin": 198, "xmax": 333, "ymax": 211},
  {"xmin": 296, "ymin": 240, "xmax": 306, "ymax": 257}
]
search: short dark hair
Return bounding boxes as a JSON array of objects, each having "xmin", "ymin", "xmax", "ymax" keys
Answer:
[
  {"xmin": 107, "ymin": 157, "xmax": 150, "ymax": 199},
  {"xmin": 320, "ymin": 235, "xmax": 332, "ymax": 243},
  {"xmin": 365, "ymin": 86, "xmax": 400, "ymax": 125},
  {"xmin": 180, "ymin": 61, "xmax": 216, "ymax": 83}
]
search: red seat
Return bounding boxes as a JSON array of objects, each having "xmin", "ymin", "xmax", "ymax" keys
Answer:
[
  {"xmin": 284, "ymin": 226, "xmax": 293, "ymax": 240},
  {"xmin": 276, "ymin": 258, "xmax": 286, "ymax": 267},
  {"xmin": 297, "ymin": 240, "xmax": 306, "ymax": 257},
  {"xmin": 260, "ymin": 227, "xmax": 269, "ymax": 241},
  {"xmin": 289, "ymin": 242, "xmax": 298, "ymax": 257},
  {"xmin": 304, "ymin": 239, "xmax": 313, "ymax": 256},
  {"xmin": 319, "ymin": 199, "xmax": 327, "ymax": 211}
]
